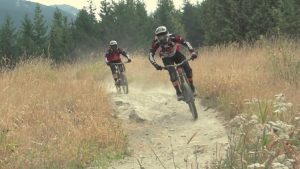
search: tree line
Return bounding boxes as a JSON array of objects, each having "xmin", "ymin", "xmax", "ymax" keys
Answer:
[{"xmin": 1, "ymin": 0, "xmax": 300, "ymax": 68}]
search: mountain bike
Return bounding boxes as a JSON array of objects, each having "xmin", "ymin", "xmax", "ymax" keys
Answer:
[
  {"xmin": 109, "ymin": 62, "xmax": 129, "ymax": 94},
  {"xmin": 161, "ymin": 58, "xmax": 198, "ymax": 120}
]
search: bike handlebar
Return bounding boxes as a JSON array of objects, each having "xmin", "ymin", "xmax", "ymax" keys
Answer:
[
  {"xmin": 108, "ymin": 61, "xmax": 130, "ymax": 66},
  {"xmin": 160, "ymin": 58, "xmax": 193, "ymax": 70}
]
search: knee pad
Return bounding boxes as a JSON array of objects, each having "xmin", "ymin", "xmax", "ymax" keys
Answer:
[
  {"xmin": 185, "ymin": 66, "xmax": 193, "ymax": 78},
  {"xmin": 170, "ymin": 73, "xmax": 178, "ymax": 82}
]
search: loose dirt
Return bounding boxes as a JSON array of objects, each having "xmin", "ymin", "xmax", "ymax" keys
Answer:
[{"xmin": 107, "ymin": 84, "xmax": 228, "ymax": 169}]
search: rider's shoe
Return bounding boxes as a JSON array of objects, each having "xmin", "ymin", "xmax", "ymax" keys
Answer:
[{"xmin": 177, "ymin": 92, "xmax": 184, "ymax": 101}]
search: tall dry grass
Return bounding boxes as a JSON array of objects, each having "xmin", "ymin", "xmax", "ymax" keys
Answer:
[
  {"xmin": 192, "ymin": 40, "xmax": 300, "ymax": 119},
  {"xmin": 190, "ymin": 40, "xmax": 300, "ymax": 168},
  {"xmin": 0, "ymin": 59, "xmax": 126, "ymax": 169}
]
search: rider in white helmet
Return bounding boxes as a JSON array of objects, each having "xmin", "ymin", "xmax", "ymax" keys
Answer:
[
  {"xmin": 149, "ymin": 26, "xmax": 198, "ymax": 100},
  {"xmin": 105, "ymin": 40, "xmax": 131, "ymax": 85}
]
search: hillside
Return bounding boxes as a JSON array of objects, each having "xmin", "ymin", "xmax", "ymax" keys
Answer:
[
  {"xmin": 0, "ymin": 0, "xmax": 79, "ymax": 27},
  {"xmin": 51, "ymin": 4, "xmax": 79, "ymax": 17}
]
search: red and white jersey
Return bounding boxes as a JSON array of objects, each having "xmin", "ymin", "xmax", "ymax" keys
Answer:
[
  {"xmin": 149, "ymin": 34, "xmax": 195, "ymax": 64},
  {"xmin": 105, "ymin": 48, "xmax": 128, "ymax": 62}
]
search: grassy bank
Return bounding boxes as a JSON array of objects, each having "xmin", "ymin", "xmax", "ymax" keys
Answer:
[
  {"xmin": 193, "ymin": 40, "xmax": 299, "ymax": 118},
  {"xmin": 192, "ymin": 39, "xmax": 300, "ymax": 168},
  {"xmin": 0, "ymin": 59, "xmax": 127, "ymax": 169}
]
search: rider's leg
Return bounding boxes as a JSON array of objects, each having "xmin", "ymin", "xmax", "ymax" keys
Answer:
[
  {"xmin": 113, "ymin": 74, "xmax": 118, "ymax": 83},
  {"xmin": 162, "ymin": 57, "xmax": 183, "ymax": 100},
  {"xmin": 174, "ymin": 52, "xmax": 197, "ymax": 94},
  {"xmin": 109, "ymin": 64, "xmax": 118, "ymax": 84},
  {"xmin": 119, "ymin": 63, "xmax": 125, "ymax": 73}
]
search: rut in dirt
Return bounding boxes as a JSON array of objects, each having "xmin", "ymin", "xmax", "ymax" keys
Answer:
[{"xmin": 107, "ymin": 84, "xmax": 228, "ymax": 169}]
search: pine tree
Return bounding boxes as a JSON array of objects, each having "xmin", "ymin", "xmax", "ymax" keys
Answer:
[
  {"xmin": 153, "ymin": 0, "xmax": 185, "ymax": 35},
  {"xmin": 135, "ymin": 0, "xmax": 153, "ymax": 47},
  {"xmin": 0, "ymin": 16, "xmax": 17, "ymax": 68},
  {"xmin": 19, "ymin": 14, "xmax": 35, "ymax": 57},
  {"xmin": 199, "ymin": 0, "xmax": 280, "ymax": 44},
  {"xmin": 33, "ymin": 4, "xmax": 48, "ymax": 56},
  {"xmin": 49, "ymin": 8, "xmax": 74, "ymax": 63},
  {"xmin": 275, "ymin": 0, "xmax": 300, "ymax": 37},
  {"xmin": 87, "ymin": 0, "xmax": 97, "ymax": 25},
  {"xmin": 239, "ymin": 0, "xmax": 279, "ymax": 41},
  {"xmin": 182, "ymin": 1, "xmax": 204, "ymax": 46},
  {"xmin": 74, "ymin": 9, "xmax": 95, "ymax": 46},
  {"xmin": 98, "ymin": 0, "xmax": 116, "ymax": 43},
  {"xmin": 62, "ymin": 16, "xmax": 75, "ymax": 60}
]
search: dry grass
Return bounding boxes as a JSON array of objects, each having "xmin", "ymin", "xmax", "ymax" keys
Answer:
[
  {"xmin": 0, "ymin": 59, "xmax": 126, "ymax": 169},
  {"xmin": 192, "ymin": 40, "xmax": 300, "ymax": 119},
  {"xmin": 189, "ymin": 39, "xmax": 300, "ymax": 168},
  {"xmin": 1, "ymin": 39, "xmax": 298, "ymax": 168}
]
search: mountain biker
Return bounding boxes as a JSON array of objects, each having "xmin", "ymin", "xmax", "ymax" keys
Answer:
[
  {"xmin": 105, "ymin": 40, "xmax": 131, "ymax": 85},
  {"xmin": 149, "ymin": 26, "xmax": 198, "ymax": 101}
]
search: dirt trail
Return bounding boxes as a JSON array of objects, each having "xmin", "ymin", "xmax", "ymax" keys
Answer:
[{"xmin": 107, "ymin": 84, "xmax": 228, "ymax": 169}]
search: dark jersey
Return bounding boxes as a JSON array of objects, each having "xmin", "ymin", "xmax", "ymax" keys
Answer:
[
  {"xmin": 105, "ymin": 48, "xmax": 128, "ymax": 62},
  {"xmin": 149, "ymin": 34, "xmax": 194, "ymax": 64}
]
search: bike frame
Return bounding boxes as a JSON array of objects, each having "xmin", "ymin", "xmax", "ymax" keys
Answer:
[
  {"xmin": 161, "ymin": 58, "xmax": 194, "ymax": 103},
  {"xmin": 109, "ymin": 61, "xmax": 129, "ymax": 94},
  {"xmin": 109, "ymin": 62, "xmax": 128, "ymax": 83},
  {"xmin": 158, "ymin": 57, "xmax": 198, "ymax": 119}
]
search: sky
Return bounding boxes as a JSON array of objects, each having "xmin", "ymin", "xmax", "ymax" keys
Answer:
[{"xmin": 27, "ymin": 0, "xmax": 200, "ymax": 13}]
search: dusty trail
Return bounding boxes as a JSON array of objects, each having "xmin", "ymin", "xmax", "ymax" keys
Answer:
[{"xmin": 107, "ymin": 83, "xmax": 228, "ymax": 169}]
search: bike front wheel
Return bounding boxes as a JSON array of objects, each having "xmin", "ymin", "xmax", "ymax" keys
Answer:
[
  {"xmin": 181, "ymin": 77, "xmax": 198, "ymax": 120},
  {"xmin": 188, "ymin": 101, "xmax": 198, "ymax": 120},
  {"xmin": 120, "ymin": 72, "xmax": 129, "ymax": 94},
  {"xmin": 115, "ymin": 81, "xmax": 121, "ymax": 93}
]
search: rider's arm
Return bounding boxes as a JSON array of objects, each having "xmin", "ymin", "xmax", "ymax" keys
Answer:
[
  {"xmin": 119, "ymin": 49, "xmax": 130, "ymax": 59},
  {"xmin": 149, "ymin": 40, "xmax": 159, "ymax": 65},
  {"xmin": 174, "ymin": 35, "xmax": 195, "ymax": 53},
  {"xmin": 104, "ymin": 52, "xmax": 109, "ymax": 64}
]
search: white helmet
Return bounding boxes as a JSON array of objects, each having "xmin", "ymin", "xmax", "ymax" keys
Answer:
[
  {"xmin": 109, "ymin": 40, "xmax": 117, "ymax": 46},
  {"xmin": 155, "ymin": 26, "xmax": 168, "ymax": 36}
]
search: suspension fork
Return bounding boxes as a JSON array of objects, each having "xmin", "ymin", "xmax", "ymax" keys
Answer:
[{"xmin": 176, "ymin": 67, "xmax": 186, "ymax": 88}]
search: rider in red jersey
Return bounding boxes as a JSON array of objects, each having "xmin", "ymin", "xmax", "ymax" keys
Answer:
[
  {"xmin": 149, "ymin": 26, "xmax": 198, "ymax": 100},
  {"xmin": 105, "ymin": 40, "xmax": 131, "ymax": 85}
]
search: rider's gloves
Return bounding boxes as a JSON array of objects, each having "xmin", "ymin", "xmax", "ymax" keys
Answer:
[
  {"xmin": 154, "ymin": 64, "xmax": 163, "ymax": 70},
  {"xmin": 191, "ymin": 51, "xmax": 198, "ymax": 60},
  {"xmin": 127, "ymin": 58, "xmax": 132, "ymax": 63}
]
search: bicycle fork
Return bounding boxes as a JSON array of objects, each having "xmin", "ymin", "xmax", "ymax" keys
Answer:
[{"xmin": 177, "ymin": 68, "xmax": 194, "ymax": 103}]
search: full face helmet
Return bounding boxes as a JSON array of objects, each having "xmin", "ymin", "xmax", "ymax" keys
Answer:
[
  {"xmin": 109, "ymin": 40, "xmax": 118, "ymax": 50},
  {"xmin": 155, "ymin": 26, "xmax": 169, "ymax": 44}
]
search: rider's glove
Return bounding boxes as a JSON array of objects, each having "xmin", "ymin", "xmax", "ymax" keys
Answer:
[
  {"xmin": 127, "ymin": 58, "xmax": 132, "ymax": 63},
  {"xmin": 191, "ymin": 51, "xmax": 198, "ymax": 60},
  {"xmin": 154, "ymin": 64, "xmax": 163, "ymax": 70}
]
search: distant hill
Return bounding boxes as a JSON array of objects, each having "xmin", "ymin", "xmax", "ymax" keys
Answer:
[
  {"xmin": 0, "ymin": 0, "xmax": 79, "ymax": 28},
  {"xmin": 51, "ymin": 4, "xmax": 79, "ymax": 17}
]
